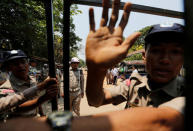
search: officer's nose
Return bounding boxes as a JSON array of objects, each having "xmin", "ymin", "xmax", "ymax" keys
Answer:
[
  {"xmin": 17, "ymin": 62, "xmax": 26, "ymax": 68},
  {"xmin": 159, "ymin": 52, "xmax": 171, "ymax": 65}
]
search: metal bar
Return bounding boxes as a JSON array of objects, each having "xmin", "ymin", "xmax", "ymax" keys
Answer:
[
  {"xmin": 184, "ymin": 0, "xmax": 193, "ymax": 130},
  {"xmin": 71, "ymin": 0, "xmax": 184, "ymax": 19},
  {"xmin": 63, "ymin": 0, "xmax": 70, "ymax": 110},
  {"xmin": 44, "ymin": 0, "xmax": 58, "ymax": 111}
]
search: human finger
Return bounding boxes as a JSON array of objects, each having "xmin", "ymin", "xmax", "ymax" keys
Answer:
[
  {"xmin": 38, "ymin": 78, "xmax": 57, "ymax": 90},
  {"xmin": 89, "ymin": 8, "xmax": 95, "ymax": 32},
  {"xmin": 45, "ymin": 76, "xmax": 50, "ymax": 80},
  {"xmin": 47, "ymin": 89, "xmax": 58, "ymax": 94},
  {"xmin": 108, "ymin": 0, "xmax": 120, "ymax": 31},
  {"xmin": 46, "ymin": 84, "xmax": 58, "ymax": 90},
  {"xmin": 121, "ymin": 32, "xmax": 141, "ymax": 50},
  {"xmin": 100, "ymin": 0, "xmax": 109, "ymax": 27},
  {"xmin": 46, "ymin": 78, "xmax": 57, "ymax": 85},
  {"xmin": 46, "ymin": 88, "xmax": 58, "ymax": 95},
  {"xmin": 118, "ymin": 2, "xmax": 132, "ymax": 33}
]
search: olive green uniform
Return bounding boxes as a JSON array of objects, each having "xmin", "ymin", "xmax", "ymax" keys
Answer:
[
  {"xmin": 69, "ymin": 67, "xmax": 84, "ymax": 116},
  {"xmin": 107, "ymin": 72, "xmax": 184, "ymax": 112},
  {"xmin": 0, "ymin": 73, "xmax": 39, "ymax": 120}
]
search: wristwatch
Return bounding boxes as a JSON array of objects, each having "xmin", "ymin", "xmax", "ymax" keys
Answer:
[{"xmin": 47, "ymin": 111, "xmax": 73, "ymax": 131}]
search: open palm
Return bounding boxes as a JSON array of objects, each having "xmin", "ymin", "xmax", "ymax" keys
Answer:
[{"xmin": 86, "ymin": 0, "xmax": 141, "ymax": 70}]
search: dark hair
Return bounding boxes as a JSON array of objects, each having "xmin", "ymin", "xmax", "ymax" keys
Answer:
[{"xmin": 30, "ymin": 59, "xmax": 37, "ymax": 63}]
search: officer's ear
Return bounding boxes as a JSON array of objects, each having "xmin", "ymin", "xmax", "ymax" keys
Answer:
[
  {"xmin": 142, "ymin": 51, "xmax": 148, "ymax": 66},
  {"xmin": 142, "ymin": 51, "xmax": 146, "ymax": 61},
  {"xmin": 6, "ymin": 63, "xmax": 12, "ymax": 72},
  {"xmin": 6, "ymin": 65, "xmax": 11, "ymax": 72}
]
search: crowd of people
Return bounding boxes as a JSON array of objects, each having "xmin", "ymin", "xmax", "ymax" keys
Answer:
[
  {"xmin": 106, "ymin": 67, "xmax": 119, "ymax": 85},
  {"xmin": 0, "ymin": 0, "xmax": 186, "ymax": 131},
  {"xmin": 106, "ymin": 65, "xmax": 141, "ymax": 86}
]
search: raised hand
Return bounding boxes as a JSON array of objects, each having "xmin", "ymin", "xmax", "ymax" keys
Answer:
[{"xmin": 86, "ymin": 0, "xmax": 141, "ymax": 71}]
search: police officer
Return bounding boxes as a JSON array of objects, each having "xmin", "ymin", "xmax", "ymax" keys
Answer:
[
  {"xmin": 86, "ymin": 0, "xmax": 185, "ymax": 113},
  {"xmin": 0, "ymin": 50, "xmax": 58, "ymax": 120},
  {"xmin": 29, "ymin": 59, "xmax": 38, "ymax": 80},
  {"xmin": 41, "ymin": 63, "xmax": 49, "ymax": 81},
  {"xmin": 87, "ymin": 22, "xmax": 184, "ymax": 108},
  {"xmin": 69, "ymin": 57, "xmax": 84, "ymax": 116}
]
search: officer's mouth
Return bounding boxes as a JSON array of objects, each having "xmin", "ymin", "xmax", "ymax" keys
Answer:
[
  {"xmin": 154, "ymin": 69, "xmax": 172, "ymax": 76},
  {"xmin": 18, "ymin": 69, "xmax": 27, "ymax": 73}
]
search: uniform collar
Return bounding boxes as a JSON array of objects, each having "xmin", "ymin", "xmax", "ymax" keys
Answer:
[
  {"xmin": 130, "ymin": 72, "xmax": 184, "ymax": 97},
  {"xmin": 161, "ymin": 76, "xmax": 184, "ymax": 97},
  {"xmin": 147, "ymin": 76, "xmax": 184, "ymax": 97},
  {"xmin": 10, "ymin": 73, "xmax": 32, "ymax": 86}
]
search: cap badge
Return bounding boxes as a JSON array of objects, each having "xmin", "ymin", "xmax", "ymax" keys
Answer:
[
  {"xmin": 160, "ymin": 23, "xmax": 174, "ymax": 27},
  {"xmin": 10, "ymin": 50, "xmax": 18, "ymax": 54}
]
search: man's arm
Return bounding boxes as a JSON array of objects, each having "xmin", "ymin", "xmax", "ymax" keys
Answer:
[
  {"xmin": 86, "ymin": 0, "xmax": 140, "ymax": 106},
  {"xmin": 0, "ymin": 107, "xmax": 184, "ymax": 131},
  {"xmin": 86, "ymin": 69, "xmax": 114, "ymax": 107},
  {"xmin": 0, "ymin": 78, "xmax": 57, "ymax": 113},
  {"xmin": 15, "ymin": 83, "xmax": 58, "ymax": 112},
  {"xmin": 0, "ymin": 85, "xmax": 41, "ymax": 113},
  {"xmin": 80, "ymin": 69, "xmax": 85, "ymax": 98},
  {"xmin": 72, "ymin": 107, "xmax": 184, "ymax": 131}
]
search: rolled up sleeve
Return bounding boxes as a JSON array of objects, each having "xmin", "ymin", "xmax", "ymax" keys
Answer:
[
  {"xmin": 0, "ymin": 86, "xmax": 39, "ymax": 113},
  {"xmin": 159, "ymin": 97, "xmax": 185, "ymax": 115},
  {"xmin": 106, "ymin": 81, "xmax": 129, "ymax": 105}
]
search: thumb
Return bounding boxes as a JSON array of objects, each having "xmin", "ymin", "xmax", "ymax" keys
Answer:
[
  {"xmin": 45, "ymin": 76, "xmax": 50, "ymax": 80},
  {"xmin": 121, "ymin": 32, "xmax": 141, "ymax": 50}
]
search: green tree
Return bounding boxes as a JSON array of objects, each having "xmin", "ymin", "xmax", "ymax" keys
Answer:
[
  {"xmin": 53, "ymin": 3, "xmax": 82, "ymax": 63},
  {"xmin": 79, "ymin": 58, "xmax": 86, "ymax": 67},
  {"xmin": 0, "ymin": 0, "xmax": 82, "ymax": 63},
  {"xmin": 134, "ymin": 26, "xmax": 152, "ymax": 47},
  {"xmin": 125, "ymin": 26, "xmax": 152, "ymax": 61},
  {"xmin": 69, "ymin": 5, "xmax": 82, "ymax": 59},
  {"xmin": 0, "ymin": 0, "xmax": 46, "ymax": 56}
]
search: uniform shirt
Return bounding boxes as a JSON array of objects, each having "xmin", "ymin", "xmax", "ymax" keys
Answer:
[
  {"xmin": 69, "ymin": 67, "xmax": 84, "ymax": 94},
  {"xmin": 56, "ymin": 68, "xmax": 62, "ymax": 82},
  {"xmin": 159, "ymin": 97, "xmax": 185, "ymax": 114},
  {"xmin": 107, "ymin": 72, "xmax": 184, "ymax": 112},
  {"xmin": 111, "ymin": 68, "xmax": 119, "ymax": 77},
  {"xmin": 0, "ymin": 71, "xmax": 9, "ymax": 82},
  {"xmin": 0, "ymin": 73, "xmax": 38, "ymax": 118},
  {"xmin": 132, "ymin": 69, "xmax": 138, "ymax": 73},
  {"xmin": 29, "ymin": 66, "xmax": 38, "ymax": 79},
  {"xmin": 41, "ymin": 67, "xmax": 48, "ymax": 80}
]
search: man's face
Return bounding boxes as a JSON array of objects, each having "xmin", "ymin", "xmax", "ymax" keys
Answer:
[
  {"xmin": 8, "ymin": 58, "xmax": 29, "ymax": 80},
  {"xmin": 30, "ymin": 62, "xmax": 37, "ymax": 67},
  {"xmin": 71, "ymin": 62, "xmax": 79, "ymax": 69},
  {"xmin": 145, "ymin": 42, "xmax": 184, "ymax": 83}
]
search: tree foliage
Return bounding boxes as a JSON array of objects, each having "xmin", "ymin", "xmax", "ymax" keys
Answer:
[
  {"xmin": 0, "ymin": 0, "xmax": 46, "ymax": 56},
  {"xmin": 125, "ymin": 26, "xmax": 152, "ymax": 61},
  {"xmin": 0, "ymin": 0, "xmax": 82, "ymax": 64}
]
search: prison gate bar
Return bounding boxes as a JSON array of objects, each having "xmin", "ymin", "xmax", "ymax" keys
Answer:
[
  {"xmin": 63, "ymin": 0, "xmax": 71, "ymax": 110},
  {"xmin": 44, "ymin": 0, "xmax": 58, "ymax": 111},
  {"xmin": 184, "ymin": 0, "xmax": 193, "ymax": 130},
  {"xmin": 71, "ymin": 0, "xmax": 183, "ymax": 19}
]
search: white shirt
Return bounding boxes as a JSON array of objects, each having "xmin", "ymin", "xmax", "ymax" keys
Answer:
[{"xmin": 111, "ymin": 68, "xmax": 119, "ymax": 76}]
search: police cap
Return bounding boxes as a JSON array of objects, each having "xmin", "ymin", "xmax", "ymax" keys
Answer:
[
  {"xmin": 4, "ymin": 50, "xmax": 27, "ymax": 62},
  {"xmin": 71, "ymin": 57, "xmax": 80, "ymax": 63},
  {"xmin": 145, "ymin": 23, "xmax": 185, "ymax": 47}
]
